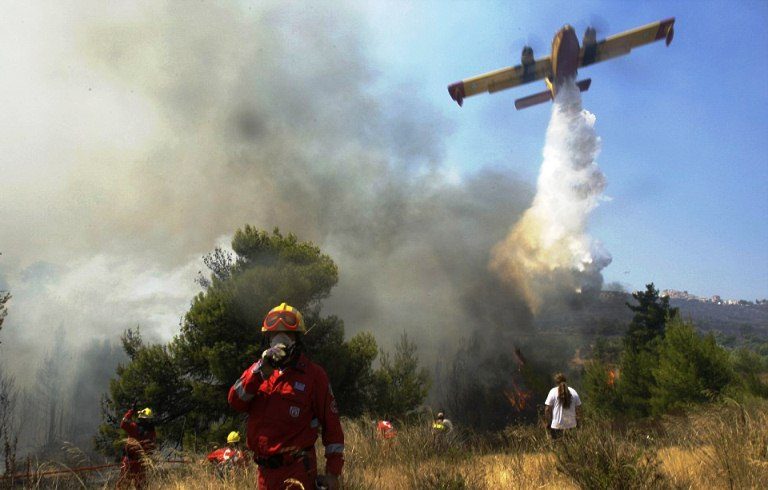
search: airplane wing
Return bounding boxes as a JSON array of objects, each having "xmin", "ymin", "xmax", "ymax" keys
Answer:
[
  {"xmin": 580, "ymin": 18, "xmax": 675, "ymax": 67},
  {"xmin": 448, "ymin": 56, "xmax": 552, "ymax": 106}
]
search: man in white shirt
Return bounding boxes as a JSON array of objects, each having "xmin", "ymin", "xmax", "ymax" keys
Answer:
[{"xmin": 544, "ymin": 373, "xmax": 581, "ymax": 439}]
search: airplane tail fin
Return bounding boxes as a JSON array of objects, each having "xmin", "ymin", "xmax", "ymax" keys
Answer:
[{"xmin": 514, "ymin": 78, "xmax": 592, "ymax": 110}]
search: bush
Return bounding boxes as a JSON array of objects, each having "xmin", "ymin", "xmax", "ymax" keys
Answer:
[
  {"xmin": 730, "ymin": 348, "xmax": 768, "ymax": 398},
  {"xmin": 370, "ymin": 332, "xmax": 431, "ymax": 420},
  {"xmin": 582, "ymin": 359, "xmax": 620, "ymax": 417},
  {"xmin": 651, "ymin": 317, "xmax": 733, "ymax": 414}
]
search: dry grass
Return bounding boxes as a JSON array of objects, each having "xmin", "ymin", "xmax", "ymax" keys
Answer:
[
  {"xmin": 658, "ymin": 399, "xmax": 768, "ymax": 489},
  {"xmin": 4, "ymin": 401, "xmax": 766, "ymax": 489},
  {"xmin": 657, "ymin": 445, "xmax": 709, "ymax": 488}
]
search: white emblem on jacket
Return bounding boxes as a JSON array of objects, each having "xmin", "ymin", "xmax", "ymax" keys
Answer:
[{"xmin": 289, "ymin": 406, "xmax": 300, "ymax": 418}]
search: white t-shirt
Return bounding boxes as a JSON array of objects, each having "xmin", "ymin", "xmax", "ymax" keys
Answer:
[{"xmin": 545, "ymin": 386, "xmax": 581, "ymax": 429}]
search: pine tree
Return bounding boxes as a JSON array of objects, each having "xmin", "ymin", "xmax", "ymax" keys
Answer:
[
  {"xmin": 650, "ymin": 317, "xmax": 733, "ymax": 414},
  {"xmin": 624, "ymin": 283, "xmax": 677, "ymax": 353},
  {"xmin": 98, "ymin": 227, "xmax": 380, "ymax": 453},
  {"xmin": 370, "ymin": 332, "xmax": 431, "ymax": 420},
  {"xmin": 617, "ymin": 283, "xmax": 677, "ymax": 417}
]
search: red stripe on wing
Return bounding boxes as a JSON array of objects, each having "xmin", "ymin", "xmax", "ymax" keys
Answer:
[{"xmin": 655, "ymin": 18, "xmax": 675, "ymax": 41}]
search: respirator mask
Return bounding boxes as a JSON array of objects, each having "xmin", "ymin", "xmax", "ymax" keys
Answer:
[
  {"xmin": 263, "ymin": 333, "xmax": 297, "ymax": 368},
  {"xmin": 270, "ymin": 333, "xmax": 295, "ymax": 349}
]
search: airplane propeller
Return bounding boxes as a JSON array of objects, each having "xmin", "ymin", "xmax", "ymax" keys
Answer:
[
  {"xmin": 585, "ymin": 14, "xmax": 610, "ymax": 36},
  {"xmin": 512, "ymin": 33, "xmax": 545, "ymax": 59}
]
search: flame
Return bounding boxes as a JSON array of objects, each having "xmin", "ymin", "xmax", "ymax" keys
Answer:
[
  {"xmin": 504, "ymin": 377, "xmax": 532, "ymax": 412},
  {"xmin": 608, "ymin": 369, "xmax": 616, "ymax": 387}
]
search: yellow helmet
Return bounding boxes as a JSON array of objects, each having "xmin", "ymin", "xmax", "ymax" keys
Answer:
[
  {"xmin": 262, "ymin": 303, "xmax": 306, "ymax": 333},
  {"xmin": 137, "ymin": 407, "xmax": 154, "ymax": 419},
  {"xmin": 227, "ymin": 431, "xmax": 241, "ymax": 444}
]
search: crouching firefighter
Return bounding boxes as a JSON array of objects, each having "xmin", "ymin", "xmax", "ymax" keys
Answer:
[
  {"xmin": 117, "ymin": 405, "xmax": 156, "ymax": 489},
  {"xmin": 228, "ymin": 303, "xmax": 344, "ymax": 490},
  {"xmin": 207, "ymin": 431, "xmax": 247, "ymax": 477}
]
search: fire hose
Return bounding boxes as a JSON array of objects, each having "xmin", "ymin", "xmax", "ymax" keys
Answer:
[{"xmin": 0, "ymin": 459, "xmax": 190, "ymax": 482}]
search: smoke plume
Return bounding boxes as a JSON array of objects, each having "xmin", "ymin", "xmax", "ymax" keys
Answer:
[
  {"xmin": 490, "ymin": 80, "xmax": 612, "ymax": 313},
  {"xmin": 0, "ymin": 1, "xmax": 622, "ymax": 440},
  {"xmin": 0, "ymin": 1, "xmax": 535, "ymax": 397}
]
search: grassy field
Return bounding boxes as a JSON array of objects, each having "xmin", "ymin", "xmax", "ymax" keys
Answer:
[{"xmin": 4, "ymin": 400, "xmax": 766, "ymax": 489}]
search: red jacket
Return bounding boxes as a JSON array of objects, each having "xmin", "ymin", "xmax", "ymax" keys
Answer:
[
  {"xmin": 228, "ymin": 353, "xmax": 344, "ymax": 475},
  {"xmin": 206, "ymin": 447, "xmax": 246, "ymax": 465},
  {"xmin": 377, "ymin": 420, "xmax": 397, "ymax": 439},
  {"xmin": 120, "ymin": 410, "xmax": 156, "ymax": 460}
]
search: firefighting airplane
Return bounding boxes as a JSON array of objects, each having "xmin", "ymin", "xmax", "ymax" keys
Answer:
[{"xmin": 447, "ymin": 18, "xmax": 675, "ymax": 110}]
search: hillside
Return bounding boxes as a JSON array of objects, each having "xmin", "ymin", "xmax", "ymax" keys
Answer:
[{"xmin": 534, "ymin": 291, "xmax": 768, "ymax": 341}]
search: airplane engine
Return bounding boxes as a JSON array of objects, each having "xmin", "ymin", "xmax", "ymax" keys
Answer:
[
  {"xmin": 521, "ymin": 46, "xmax": 534, "ymax": 66},
  {"xmin": 581, "ymin": 27, "xmax": 598, "ymax": 66},
  {"xmin": 582, "ymin": 27, "xmax": 597, "ymax": 47}
]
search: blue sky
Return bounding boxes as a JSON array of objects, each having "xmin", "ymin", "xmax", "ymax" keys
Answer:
[{"xmin": 360, "ymin": 0, "xmax": 768, "ymax": 300}]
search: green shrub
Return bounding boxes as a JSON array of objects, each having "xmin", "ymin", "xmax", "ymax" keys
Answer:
[
  {"xmin": 730, "ymin": 348, "xmax": 768, "ymax": 398},
  {"xmin": 650, "ymin": 317, "xmax": 733, "ymax": 414},
  {"xmin": 582, "ymin": 359, "xmax": 620, "ymax": 417}
]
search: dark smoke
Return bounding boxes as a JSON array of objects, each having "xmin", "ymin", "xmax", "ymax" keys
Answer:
[
  {"xmin": 0, "ymin": 0, "xmax": 586, "ymax": 442},
  {"xmin": 1, "ymin": 1, "xmax": 539, "ymax": 367}
]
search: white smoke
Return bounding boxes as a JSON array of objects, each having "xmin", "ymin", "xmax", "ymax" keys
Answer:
[
  {"xmin": 0, "ymin": 254, "xmax": 203, "ymax": 385},
  {"xmin": 490, "ymin": 79, "xmax": 612, "ymax": 312},
  {"xmin": 0, "ymin": 1, "xmax": 534, "ymax": 389}
]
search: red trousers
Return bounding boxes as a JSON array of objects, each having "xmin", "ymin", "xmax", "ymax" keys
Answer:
[
  {"xmin": 116, "ymin": 457, "xmax": 146, "ymax": 489},
  {"xmin": 257, "ymin": 448, "xmax": 317, "ymax": 490}
]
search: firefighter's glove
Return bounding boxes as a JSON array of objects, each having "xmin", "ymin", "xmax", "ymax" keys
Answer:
[
  {"xmin": 262, "ymin": 343, "xmax": 287, "ymax": 365},
  {"xmin": 259, "ymin": 343, "xmax": 288, "ymax": 378}
]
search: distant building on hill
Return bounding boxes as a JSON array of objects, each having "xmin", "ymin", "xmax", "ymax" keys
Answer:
[
  {"xmin": 649, "ymin": 289, "xmax": 757, "ymax": 307},
  {"xmin": 661, "ymin": 289, "xmax": 703, "ymax": 301}
]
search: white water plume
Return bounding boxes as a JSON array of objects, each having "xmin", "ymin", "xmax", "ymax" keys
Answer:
[{"xmin": 490, "ymin": 79, "xmax": 612, "ymax": 312}]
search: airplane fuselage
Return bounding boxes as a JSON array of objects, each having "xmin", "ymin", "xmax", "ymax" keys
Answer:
[{"xmin": 549, "ymin": 25, "xmax": 580, "ymax": 96}]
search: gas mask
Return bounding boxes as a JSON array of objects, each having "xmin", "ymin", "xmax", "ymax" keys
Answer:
[{"xmin": 270, "ymin": 333, "xmax": 295, "ymax": 349}]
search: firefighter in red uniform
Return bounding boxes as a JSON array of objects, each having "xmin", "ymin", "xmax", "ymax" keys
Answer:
[
  {"xmin": 207, "ymin": 431, "xmax": 247, "ymax": 475},
  {"xmin": 376, "ymin": 420, "xmax": 397, "ymax": 439},
  {"xmin": 117, "ymin": 406, "xmax": 156, "ymax": 489},
  {"xmin": 228, "ymin": 303, "xmax": 344, "ymax": 490}
]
